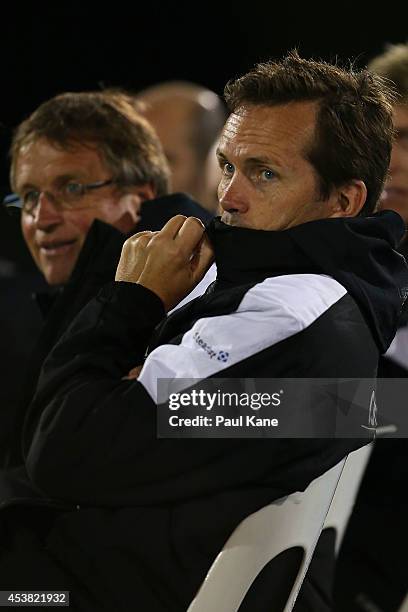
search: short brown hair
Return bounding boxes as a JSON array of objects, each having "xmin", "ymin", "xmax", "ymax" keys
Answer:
[
  {"xmin": 224, "ymin": 51, "xmax": 397, "ymax": 215},
  {"xmin": 10, "ymin": 90, "xmax": 170, "ymax": 197},
  {"xmin": 368, "ymin": 43, "xmax": 408, "ymax": 102}
]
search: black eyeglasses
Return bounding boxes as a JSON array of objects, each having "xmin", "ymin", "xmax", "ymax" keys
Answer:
[{"xmin": 2, "ymin": 179, "xmax": 115, "ymax": 216}]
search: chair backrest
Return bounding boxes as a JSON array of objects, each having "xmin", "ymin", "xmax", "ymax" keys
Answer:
[
  {"xmin": 323, "ymin": 443, "xmax": 373, "ymax": 554},
  {"xmin": 187, "ymin": 458, "xmax": 345, "ymax": 612}
]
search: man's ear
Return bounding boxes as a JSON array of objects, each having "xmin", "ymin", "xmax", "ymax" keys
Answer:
[
  {"xmin": 121, "ymin": 184, "xmax": 156, "ymax": 219},
  {"xmin": 133, "ymin": 183, "xmax": 156, "ymax": 203},
  {"xmin": 330, "ymin": 180, "xmax": 368, "ymax": 218},
  {"xmin": 115, "ymin": 184, "xmax": 157, "ymax": 232}
]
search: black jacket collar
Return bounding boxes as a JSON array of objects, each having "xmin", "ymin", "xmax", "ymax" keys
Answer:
[{"xmin": 206, "ymin": 212, "xmax": 408, "ymax": 353}]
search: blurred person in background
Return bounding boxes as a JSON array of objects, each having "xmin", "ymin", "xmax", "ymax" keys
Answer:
[
  {"xmin": 373, "ymin": 44, "xmax": 408, "ymax": 234},
  {"xmin": 334, "ymin": 43, "xmax": 408, "ymax": 612},
  {"xmin": 136, "ymin": 80, "xmax": 227, "ymax": 213}
]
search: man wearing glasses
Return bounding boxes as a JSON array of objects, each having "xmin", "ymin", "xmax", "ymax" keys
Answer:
[
  {"xmin": 2, "ymin": 90, "xmax": 212, "ymax": 466},
  {"xmin": 1, "ymin": 52, "xmax": 407, "ymax": 611},
  {"xmin": 7, "ymin": 90, "xmax": 212, "ymax": 286}
]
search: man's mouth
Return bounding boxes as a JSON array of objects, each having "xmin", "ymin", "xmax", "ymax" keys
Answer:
[{"xmin": 39, "ymin": 239, "xmax": 77, "ymax": 256}]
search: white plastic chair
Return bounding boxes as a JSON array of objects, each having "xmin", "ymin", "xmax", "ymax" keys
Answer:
[
  {"xmin": 399, "ymin": 593, "xmax": 408, "ymax": 612},
  {"xmin": 323, "ymin": 443, "xmax": 373, "ymax": 554},
  {"xmin": 187, "ymin": 458, "xmax": 346, "ymax": 612}
]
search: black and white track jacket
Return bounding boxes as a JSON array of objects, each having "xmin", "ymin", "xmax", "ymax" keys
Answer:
[{"xmin": 9, "ymin": 212, "xmax": 408, "ymax": 610}]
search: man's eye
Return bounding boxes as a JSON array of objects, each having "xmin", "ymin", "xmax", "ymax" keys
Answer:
[
  {"xmin": 261, "ymin": 169, "xmax": 275, "ymax": 181},
  {"xmin": 223, "ymin": 162, "xmax": 235, "ymax": 176},
  {"xmin": 63, "ymin": 182, "xmax": 83, "ymax": 197},
  {"xmin": 22, "ymin": 191, "xmax": 39, "ymax": 205}
]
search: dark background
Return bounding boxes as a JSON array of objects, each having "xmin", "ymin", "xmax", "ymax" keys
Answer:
[{"xmin": 1, "ymin": 7, "xmax": 407, "ymax": 264}]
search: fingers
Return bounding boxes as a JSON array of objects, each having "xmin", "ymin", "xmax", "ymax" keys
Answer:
[
  {"xmin": 175, "ymin": 217, "xmax": 206, "ymax": 252},
  {"xmin": 128, "ymin": 234, "xmax": 152, "ymax": 250},
  {"xmin": 122, "ymin": 364, "xmax": 143, "ymax": 380},
  {"xmin": 191, "ymin": 233, "xmax": 215, "ymax": 283},
  {"xmin": 125, "ymin": 230, "xmax": 155, "ymax": 246},
  {"xmin": 134, "ymin": 230, "xmax": 155, "ymax": 238},
  {"xmin": 115, "ymin": 231, "xmax": 158, "ymax": 283},
  {"xmin": 152, "ymin": 216, "xmax": 211, "ymax": 279},
  {"xmin": 148, "ymin": 215, "xmax": 207, "ymax": 260},
  {"xmin": 116, "ymin": 215, "xmax": 211, "ymax": 308},
  {"xmin": 161, "ymin": 216, "xmax": 207, "ymax": 262},
  {"xmin": 158, "ymin": 215, "xmax": 206, "ymax": 248},
  {"xmin": 159, "ymin": 215, "xmax": 188, "ymax": 239}
]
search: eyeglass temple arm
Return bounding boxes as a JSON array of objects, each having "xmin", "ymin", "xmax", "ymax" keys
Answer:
[{"xmin": 2, "ymin": 194, "xmax": 22, "ymax": 208}]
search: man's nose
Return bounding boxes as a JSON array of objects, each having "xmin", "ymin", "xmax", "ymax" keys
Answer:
[
  {"xmin": 32, "ymin": 192, "xmax": 64, "ymax": 230},
  {"xmin": 218, "ymin": 174, "xmax": 250, "ymax": 213}
]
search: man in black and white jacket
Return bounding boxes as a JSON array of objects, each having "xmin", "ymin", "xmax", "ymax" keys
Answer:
[{"xmin": 1, "ymin": 52, "xmax": 408, "ymax": 611}]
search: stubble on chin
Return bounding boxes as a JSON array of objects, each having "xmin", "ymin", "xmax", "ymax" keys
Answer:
[{"xmin": 221, "ymin": 211, "xmax": 241, "ymax": 227}]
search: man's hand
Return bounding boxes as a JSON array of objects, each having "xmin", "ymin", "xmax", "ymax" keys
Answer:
[
  {"xmin": 115, "ymin": 215, "xmax": 214, "ymax": 311},
  {"xmin": 122, "ymin": 364, "xmax": 143, "ymax": 380},
  {"xmin": 116, "ymin": 231, "xmax": 157, "ymax": 284}
]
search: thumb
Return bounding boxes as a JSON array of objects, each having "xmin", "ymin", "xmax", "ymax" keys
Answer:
[{"xmin": 191, "ymin": 233, "xmax": 214, "ymax": 283}]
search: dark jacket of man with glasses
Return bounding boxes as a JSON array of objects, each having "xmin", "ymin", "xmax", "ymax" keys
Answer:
[{"xmin": 1, "ymin": 90, "xmax": 211, "ymax": 468}]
